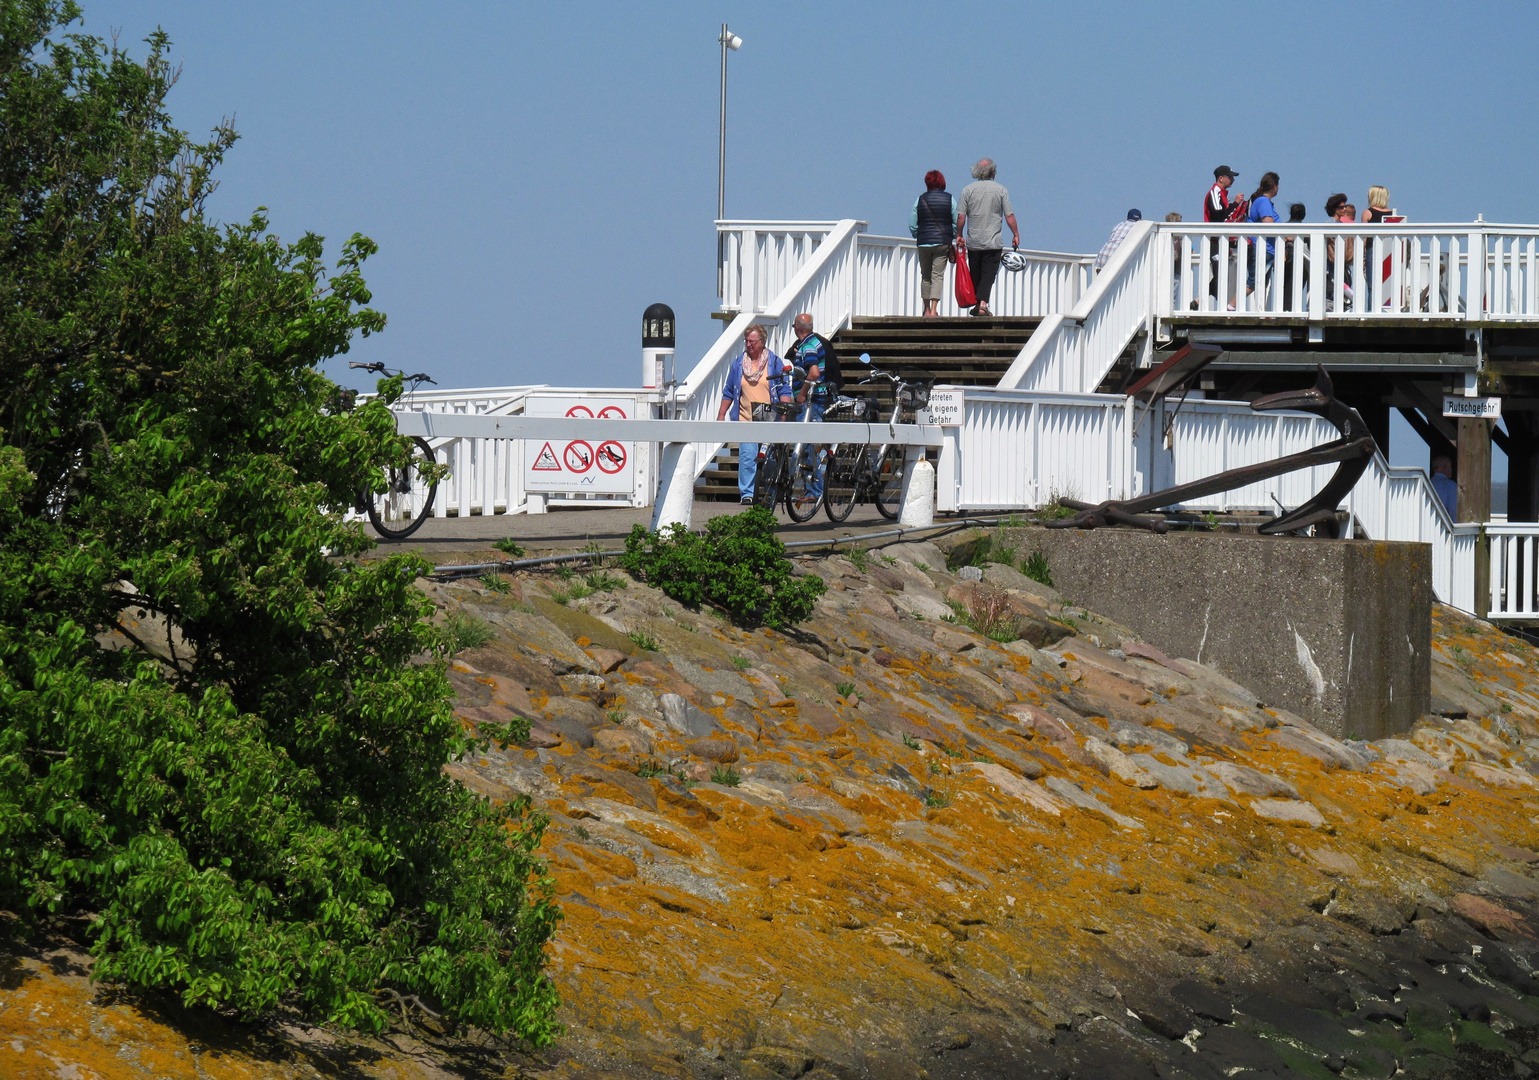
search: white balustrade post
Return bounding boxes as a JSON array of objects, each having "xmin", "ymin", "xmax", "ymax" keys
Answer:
[
  {"xmin": 898, "ymin": 449, "xmax": 935, "ymax": 528},
  {"xmin": 1468, "ymin": 230, "xmax": 1485, "ymax": 320},
  {"xmin": 1308, "ymin": 232, "xmax": 1326, "ymax": 322},
  {"xmin": 651, "ymin": 442, "xmax": 697, "ymax": 532}
]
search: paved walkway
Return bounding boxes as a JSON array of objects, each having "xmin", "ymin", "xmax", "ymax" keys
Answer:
[{"xmin": 365, "ymin": 501, "xmax": 932, "ymax": 561}]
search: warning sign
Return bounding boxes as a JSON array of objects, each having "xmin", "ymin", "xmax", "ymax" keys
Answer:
[
  {"xmin": 531, "ymin": 442, "xmax": 561, "ymax": 471},
  {"xmin": 563, "ymin": 440, "xmax": 594, "ymax": 473},
  {"xmin": 524, "ymin": 395, "xmax": 639, "ymax": 495},
  {"xmin": 596, "ymin": 441, "xmax": 627, "ymax": 474}
]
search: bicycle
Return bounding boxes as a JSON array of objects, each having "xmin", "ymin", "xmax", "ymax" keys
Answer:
[
  {"xmin": 346, "ymin": 361, "xmax": 441, "ymax": 540},
  {"xmin": 822, "ymin": 358, "xmax": 931, "ymax": 523},
  {"xmin": 749, "ymin": 399, "xmax": 823, "ymax": 523}
]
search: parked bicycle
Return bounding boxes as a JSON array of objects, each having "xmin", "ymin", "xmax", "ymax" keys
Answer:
[
  {"xmin": 822, "ymin": 355, "xmax": 931, "ymax": 523},
  {"xmin": 346, "ymin": 361, "xmax": 441, "ymax": 540},
  {"xmin": 750, "ymin": 399, "xmax": 823, "ymax": 523}
]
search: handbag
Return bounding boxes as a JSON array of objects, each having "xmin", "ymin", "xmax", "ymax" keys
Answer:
[{"xmin": 953, "ymin": 241, "xmax": 976, "ymax": 307}]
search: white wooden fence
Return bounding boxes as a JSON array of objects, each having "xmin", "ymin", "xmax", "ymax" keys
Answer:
[{"xmin": 933, "ymin": 385, "xmax": 1478, "ymax": 611}]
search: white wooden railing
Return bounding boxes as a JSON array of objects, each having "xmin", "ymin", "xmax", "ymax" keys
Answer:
[
  {"xmin": 850, "ymin": 234, "xmax": 1091, "ymax": 319},
  {"xmin": 996, "ymin": 221, "xmax": 1157, "ymax": 394},
  {"xmin": 716, "ymin": 220, "xmax": 1093, "ymax": 320},
  {"xmin": 1162, "ymin": 223, "xmax": 1539, "ymax": 322},
  {"xmin": 934, "ymin": 385, "xmax": 1476, "ymax": 609}
]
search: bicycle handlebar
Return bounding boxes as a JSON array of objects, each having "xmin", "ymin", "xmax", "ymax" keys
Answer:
[{"xmin": 347, "ymin": 361, "xmax": 435, "ymax": 386}]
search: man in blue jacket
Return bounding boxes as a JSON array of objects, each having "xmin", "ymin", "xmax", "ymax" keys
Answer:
[
  {"xmin": 785, "ymin": 313, "xmax": 834, "ymax": 508},
  {"xmin": 716, "ymin": 323, "xmax": 793, "ymax": 504}
]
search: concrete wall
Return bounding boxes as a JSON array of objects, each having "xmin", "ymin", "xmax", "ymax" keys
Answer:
[{"xmin": 1000, "ymin": 529, "xmax": 1430, "ymax": 739}]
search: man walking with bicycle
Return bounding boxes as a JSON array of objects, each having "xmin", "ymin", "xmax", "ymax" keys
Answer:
[
  {"xmin": 717, "ymin": 323, "xmax": 793, "ymax": 505},
  {"xmin": 785, "ymin": 313, "xmax": 838, "ymax": 510}
]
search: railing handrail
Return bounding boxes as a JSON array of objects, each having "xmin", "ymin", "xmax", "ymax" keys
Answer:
[
  {"xmin": 715, "ymin": 219, "xmax": 849, "ymax": 229},
  {"xmin": 680, "ymin": 218, "xmax": 864, "ymax": 404},
  {"xmin": 854, "ymin": 232, "xmax": 1096, "ymax": 264},
  {"xmin": 1159, "ymin": 221, "xmax": 1539, "ymax": 234},
  {"xmin": 996, "ymin": 219, "xmax": 1156, "ymax": 390}
]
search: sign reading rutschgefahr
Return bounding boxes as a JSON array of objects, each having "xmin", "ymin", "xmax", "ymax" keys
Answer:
[{"xmin": 1443, "ymin": 395, "xmax": 1502, "ymax": 420}]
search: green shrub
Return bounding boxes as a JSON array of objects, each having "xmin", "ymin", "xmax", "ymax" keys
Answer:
[
  {"xmin": 835, "ymin": 681, "xmax": 856, "ymax": 698},
  {"xmin": 492, "ymin": 538, "xmax": 526, "ymax": 557},
  {"xmin": 0, "ymin": 2, "xmax": 558, "ymax": 1043},
  {"xmin": 925, "ymin": 791, "xmax": 953, "ymax": 809},
  {"xmin": 626, "ymin": 629, "xmax": 659, "ymax": 651},
  {"xmin": 620, "ymin": 509, "xmax": 825, "ymax": 630},
  {"xmin": 731, "ymin": 655, "xmax": 753, "ymax": 670},
  {"xmin": 1022, "ymin": 549, "xmax": 1054, "ymax": 589}
]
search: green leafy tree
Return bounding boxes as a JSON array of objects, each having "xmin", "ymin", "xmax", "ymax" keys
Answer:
[{"xmin": 0, "ymin": 0, "xmax": 559, "ymax": 1042}]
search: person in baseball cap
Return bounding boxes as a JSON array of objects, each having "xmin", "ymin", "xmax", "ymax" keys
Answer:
[{"xmin": 1205, "ymin": 167, "xmax": 1239, "ymax": 222}]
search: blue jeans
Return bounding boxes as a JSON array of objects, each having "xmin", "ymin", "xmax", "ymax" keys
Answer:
[
  {"xmin": 803, "ymin": 400, "xmax": 825, "ymax": 499},
  {"xmin": 737, "ymin": 442, "xmax": 761, "ymax": 501}
]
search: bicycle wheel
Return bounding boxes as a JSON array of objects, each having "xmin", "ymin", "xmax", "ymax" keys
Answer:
[
  {"xmin": 823, "ymin": 445, "xmax": 860, "ymax": 523},
  {"xmin": 785, "ymin": 446, "xmax": 821, "ymax": 522},
  {"xmin": 752, "ymin": 445, "xmax": 784, "ymax": 511},
  {"xmin": 366, "ymin": 436, "xmax": 438, "ymax": 540},
  {"xmin": 872, "ymin": 448, "xmax": 905, "ymax": 521}
]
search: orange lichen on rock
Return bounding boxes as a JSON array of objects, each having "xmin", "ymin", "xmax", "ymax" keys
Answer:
[{"xmin": 15, "ymin": 541, "xmax": 1539, "ymax": 1078}]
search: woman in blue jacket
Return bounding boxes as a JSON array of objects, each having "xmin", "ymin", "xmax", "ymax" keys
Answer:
[
  {"xmin": 715, "ymin": 323, "xmax": 793, "ymax": 504},
  {"xmin": 910, "ymin": 170, "xmax": 958, "ymax": 317}
]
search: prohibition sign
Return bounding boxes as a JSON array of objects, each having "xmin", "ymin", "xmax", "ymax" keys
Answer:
[
  {"xmin": 597, "ymin": 405, "xmax": 627, "ymax": 419},
  {"xmin": 595, "ymin": 441, "xmax": 627, "ymax": 474},
  {"xmin": 565, "ymin": 405, "xmax": 594, "ymax": 418},
  {"xmin": 563, "ymin": 440, "xmax": 594, "ymax": 473}
]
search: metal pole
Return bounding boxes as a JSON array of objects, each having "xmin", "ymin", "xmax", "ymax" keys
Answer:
[
  {"xmin": 716, "ymin": 24, "xmax": 728, "ymax": 299},
  {"xmin": 718, "ymin": 23, "xmax": 728, "ymax": 221}
]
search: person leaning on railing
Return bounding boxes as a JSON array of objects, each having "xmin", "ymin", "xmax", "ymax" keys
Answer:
[
  {"xmin": 1094, "ymin": 209, "xmax": 1142, "ymax": 274},
  {"xmin": 1245, "ymin": 172, "xmax": 1281, "ymax": 299},
  {"xmin": 716, "ymin": 323, "xmax": 793, "ymax": 505},
  {"xmin": 910, "ymin": 170, "xmax": 958, "ymax": 318}
]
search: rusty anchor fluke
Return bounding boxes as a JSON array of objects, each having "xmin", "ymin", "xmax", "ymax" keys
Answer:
[{"xmin": 1045, "ymin": 367, "xmax": 1377, "ymax": 536}]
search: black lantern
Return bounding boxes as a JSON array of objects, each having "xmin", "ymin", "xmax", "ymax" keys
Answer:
[{"xmin": 642, "ymin": 303, "xmax": 676, "ymax": 349}]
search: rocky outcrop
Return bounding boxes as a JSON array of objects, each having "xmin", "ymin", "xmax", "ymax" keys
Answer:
[{"xmin": 12, "ymin": 545, "xmax": 1539, "ymax": 1079}]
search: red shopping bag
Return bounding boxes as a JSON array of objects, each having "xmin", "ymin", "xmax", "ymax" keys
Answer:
[{"xmin": 953, "ymin": 242, "xmax": 976, "ymax": 307}]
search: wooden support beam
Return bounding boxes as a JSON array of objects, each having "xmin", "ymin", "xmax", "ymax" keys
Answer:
[
  {"xmin": 1396, "ymin": 407, "xmax": 1456, "ymax": 461},
  {"xmin": 1459, "ymin": 417, "xmax": 1492, "ymax": 611}
]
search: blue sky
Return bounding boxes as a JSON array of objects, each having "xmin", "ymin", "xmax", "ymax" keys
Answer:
[{"xmin": 78, "ymin": 1, "xmax": 1539, "ymax": 473}]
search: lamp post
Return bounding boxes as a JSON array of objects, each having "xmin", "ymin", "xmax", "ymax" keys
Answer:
[{"xmin": 716, "ymin": 23, "xmax": 742, "ymax": 301}]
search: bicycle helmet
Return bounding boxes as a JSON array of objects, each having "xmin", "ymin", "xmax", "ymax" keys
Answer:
[{"xmin": 1001, "ymin": 250, "xmax": 1028, "ymax": 272}]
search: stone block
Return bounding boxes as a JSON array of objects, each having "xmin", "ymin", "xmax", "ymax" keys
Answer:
[{"xmin": 1012, "ymin": 529, "xmax": 1430, "ymax": 739}]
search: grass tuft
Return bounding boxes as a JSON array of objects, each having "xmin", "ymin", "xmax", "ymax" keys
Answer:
[
  {"xmin": 442, "ymin": 611, "xmax": 495, "ymax": 654},
  {"xmin": 479, "ymin": 572, "xmax": 512, "ymax": 594},
  {"xmin": 626, "ymin": 629, "xmax": 659, "ymax": 651},
  {"xmin": 710, "ymin": 765, "xmax": 741, "ymax": 787}
]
